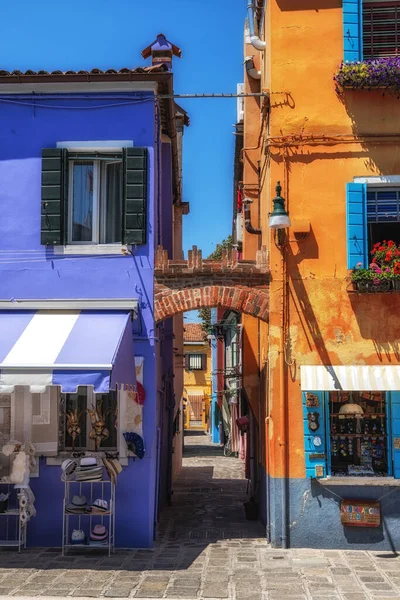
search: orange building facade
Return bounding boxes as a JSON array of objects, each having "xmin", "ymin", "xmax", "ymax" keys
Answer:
[{"xmin": 242, "ymin": 1, "xmax": 400, "ymax": 548}]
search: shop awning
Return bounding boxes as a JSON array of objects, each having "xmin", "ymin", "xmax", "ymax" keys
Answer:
[
  {"xmin": 0, "ymin": 310, "xmax": 136, "ymax": 393},
  {"xmin": 301, "ymin": 365, "xmax": 400, "ymax": 391}
]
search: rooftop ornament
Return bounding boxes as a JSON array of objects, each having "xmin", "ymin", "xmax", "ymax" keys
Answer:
[{"xmin": 334, "ymin": 57, "xmax": 400, "ymax": 95}]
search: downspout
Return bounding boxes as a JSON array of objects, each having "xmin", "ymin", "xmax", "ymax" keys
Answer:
[
  {"xmin": 244, "ymin": 202, "xmax": 262, "ymax": 235},
  {"xmin": 279, "ymin": 244, "xmax": 288, "ymax": 549},
  {"xmin": 245, "ymin": 56, "xmax": 261, "ymax": 80},
  {"xmin": 247, "ymin": 1, "xmax": 266, "ymax": 51}
]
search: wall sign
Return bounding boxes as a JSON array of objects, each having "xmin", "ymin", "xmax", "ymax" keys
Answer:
[
  {"xmin": 394, "ymin": 438, "xmax": 400, "ymax": 450},
  {"xmin": 306, "ymin": 393, "xmax": 320, "ymax": 408},
  {"xmin": 340, "ymin": 500, "xmax": 380, "ymax": 527}
]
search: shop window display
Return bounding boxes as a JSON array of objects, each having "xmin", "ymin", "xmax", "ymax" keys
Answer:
[{"xmin": 329, "ymin": 391, "xmax": 388, "ymax": 477}]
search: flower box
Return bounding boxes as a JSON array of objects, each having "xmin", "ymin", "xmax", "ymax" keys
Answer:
[
  {"xmin": 353, "ymin": 280, "xmax": 392, "ymax": 293},
  {"xmin": 334, "ymin": 58, "xmax": 400, "ymax": 94},
  {"xmin": 351, "ymin": 241, "xmax": 400, "ymax": 293}
]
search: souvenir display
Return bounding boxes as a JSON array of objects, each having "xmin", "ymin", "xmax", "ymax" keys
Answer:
[{"xmin": 329, "ymin": 391, "xmax": 388, "ymax": 477}]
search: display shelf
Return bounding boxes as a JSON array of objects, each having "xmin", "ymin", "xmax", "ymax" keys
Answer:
[
  {"xmin": 0, "ymin": 540, "xmax": 21, "ymax": 547},
  {"xmin": 65, "ymin": 512, "xmax": 111, "ymax": 516},
  {"xmin": 331, "ymin": 413, "xmax": 385, "ymax": 417},
  {"xmin": 62, "ymin": 478, "xmax": 115, "ymax": 556},
  {"xmin": 0, "ymin": 484, "xmax": 27, "ymax": 553},
  {"xmin": 332, "ymin": 434, "xmax": 386, "ymax": 438}
]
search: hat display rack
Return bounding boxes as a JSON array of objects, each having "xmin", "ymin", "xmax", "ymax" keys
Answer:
[
  {"xmin": 0, "ymin": 440, "xmax": 37, "ymax": 553},
  {"xmin": 61, "ymin": 455, "xmax": 116, "ymax": 556}
]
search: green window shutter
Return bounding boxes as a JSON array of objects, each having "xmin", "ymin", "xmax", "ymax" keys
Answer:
[
  {"xmin": 123, "ymin": 147, "xmax": 148, "ymax": 245},
  {"xmin": 41, "ymin": 148, "xmax": 68, "ymax": 245}
]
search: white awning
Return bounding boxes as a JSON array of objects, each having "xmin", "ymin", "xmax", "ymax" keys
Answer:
[{"xmin": 300, "ymin": 366, "xmax": 400, "ymax": 391}]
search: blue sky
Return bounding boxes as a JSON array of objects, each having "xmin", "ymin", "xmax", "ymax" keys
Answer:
[{"xmin": 0, "ymin": 0, "xmax": 244, "ymax": 259}]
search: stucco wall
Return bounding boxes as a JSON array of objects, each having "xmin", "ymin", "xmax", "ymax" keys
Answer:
[
  {"xmin": 255, "ymin": 1, "xmax": 400, "ymax": 547},
  {"xmin": 0, "ymin": 91, "xmax": 164, "ymax": 547}
]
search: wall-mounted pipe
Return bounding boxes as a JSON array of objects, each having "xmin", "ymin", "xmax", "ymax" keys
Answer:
[
  {"xmin": 245, "ymin": 56, "xmax": 261, "ymax": 80},
  {"xmin": 247, "ymin": 1, "xmax": 266, "ymax": 51},
  {"xmin": 244, "ymin": 202, "xmax": 262, "ymax": 235}
]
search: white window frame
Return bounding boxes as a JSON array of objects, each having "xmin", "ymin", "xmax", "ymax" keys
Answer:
[
  {"xmin": 61, "ymin": 386, "xmax": 118, "ymax": 452},
  {"xmin": 59, "ymin": 141, "xmax": 132, "ymax": 247},
  {"xmin": 68, "ymin": 158, "xmax": 123, "ymax": 246},
  {"xmin": 68, "ymin": 159, "xmax": 100, "ymax": 245}
]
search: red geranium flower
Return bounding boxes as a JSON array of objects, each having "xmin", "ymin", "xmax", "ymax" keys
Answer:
[
  {"xmin": 388, "ymin": 240, "xmax": 395, "ymax": 247},
  {"xmin": 385, "ymin": 251, "xmax": 393, "ymax": 262},
  {"xmin": 394, "ymin": 262, "xmax": 400, "ymax": 275}
]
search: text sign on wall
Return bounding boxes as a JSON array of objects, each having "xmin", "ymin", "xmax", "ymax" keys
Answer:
[{"xmin": 340, "ymin": 499, "xmax": 381, "ymax": 527}]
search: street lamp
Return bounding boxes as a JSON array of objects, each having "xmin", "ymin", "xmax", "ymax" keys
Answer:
[{"xmin": 269, "ymin": 181, "xmax": 291, "ymax": 230}]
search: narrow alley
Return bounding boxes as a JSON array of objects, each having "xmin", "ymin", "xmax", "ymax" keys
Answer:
[{"xmin": 158, "ymin": 431, "xmax": 264, "ymax": 545}]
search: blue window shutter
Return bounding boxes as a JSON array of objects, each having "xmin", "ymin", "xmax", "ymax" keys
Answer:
[
  {"xmin": 390, "ymin": 392, "xmax": 400, "ymax": 478},
  {"xmin": 302, "ymin": 392, "xmax": 327, "ymax": 478},
  {"xmin": 343, "ymin": 0, "xmax": 363, "ymax": 61},
  {"xmin": 346, "ymin": 182, "xmax": 367, "ymax": 269}
]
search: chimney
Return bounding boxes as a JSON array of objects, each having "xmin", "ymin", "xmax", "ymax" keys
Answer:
[{"xmin": 141, "ymin": 34, "xmax": 182, "ymax": 71}]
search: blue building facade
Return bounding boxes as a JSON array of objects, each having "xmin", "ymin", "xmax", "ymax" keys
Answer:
[{"xmin": 0, "ymin": 39, "xmax": 186, "ymax": 548}]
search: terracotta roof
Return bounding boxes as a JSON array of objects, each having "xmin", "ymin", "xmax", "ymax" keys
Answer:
[
  {"xmin": 184, "ymin": 323, "xmax": 207, "ymax": 343},
  {"xmin": 0, "ymin": 64, "xmax": 168, "ymax": 80}
]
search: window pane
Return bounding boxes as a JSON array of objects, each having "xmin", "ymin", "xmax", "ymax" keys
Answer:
[
  {"xmin": 90, "ymin": 393, "xmax": 118, "ymax": 449},
  {"xmin": 104, "ymin": 162, "xmax": 122, "ymax": 243},
  {"xmin": 63, "ymin": 388, "xmax": 87, "ymax": 450},
  {"xmin": 72, "ymin": 161, "xmax": 94, "ymax": 242},
  {"xmin": 329, "ymin": 391, "xmax": 388, "ymax": 477},
  {"xmin": 188, "ymin": 354, "xmax": 203, "ymax": 370}
]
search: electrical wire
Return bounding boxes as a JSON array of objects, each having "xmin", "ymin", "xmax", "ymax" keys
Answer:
[{"xmin": 0, "ymin": 97, "xmax": 153, "ymax": 110}]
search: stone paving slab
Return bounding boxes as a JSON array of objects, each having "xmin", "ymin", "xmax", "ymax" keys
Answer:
[{"xmin": 4, "ymin": 433, "xmax": 400, "ymax": 599}]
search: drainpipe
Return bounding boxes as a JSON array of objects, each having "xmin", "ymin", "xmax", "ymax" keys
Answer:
[
  {"xmin": 279, "ymin": 245, "xmax": 288, "ymax": 549},
  {"xmin": 245, "ymin": 56, "xmax": 261, "ymax": 80},
  {"xmin": 244, "ymin": 202, "xmax": 262, "ymax": 235},
  {"xmin": 247, "ymin": 1, "xmax": 266, "ymax": 51}
]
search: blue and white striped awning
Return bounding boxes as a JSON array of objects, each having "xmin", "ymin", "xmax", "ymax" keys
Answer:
[
  {"xmin": 301, "ymin": 365, "xmax": 400, "ymax": 391},
  {"xmin": 0, "ymin": 310, "xmax": 136, "ymax": 393}
]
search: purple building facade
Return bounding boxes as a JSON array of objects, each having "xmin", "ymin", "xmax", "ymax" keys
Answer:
[{"xmin": 0, "ymin": 44, "xmax": 186, "ymax": 548}]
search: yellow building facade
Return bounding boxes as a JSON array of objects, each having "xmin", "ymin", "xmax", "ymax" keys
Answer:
[{"xmin": 183, "ymin": 324, "xmax": 212, "ymax": 430}]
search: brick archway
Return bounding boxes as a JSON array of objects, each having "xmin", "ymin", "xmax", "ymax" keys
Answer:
[{"xmin": 154, "ymin": 246, "xmax": 270, "ymax": 323}]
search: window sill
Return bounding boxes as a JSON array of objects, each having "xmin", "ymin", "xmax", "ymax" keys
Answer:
[
  {"xmin": 53, "ymin": 244, "xmax": 128, "ymax": 256},
  {"xmin": 317, "ymin": 477, "xmax": 399, "ymax": 486}
]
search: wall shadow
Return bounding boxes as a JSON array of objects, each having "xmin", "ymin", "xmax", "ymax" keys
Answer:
[
  {"xmin": 349, "ymin": 293, "xmax": 400, "ymax": 349},
  {"xmin": 340, "ymin": 89, "xmax": 400, "ymax": 175}
]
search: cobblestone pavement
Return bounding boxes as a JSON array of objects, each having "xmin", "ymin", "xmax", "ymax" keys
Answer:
[{"xmin": 2, "ymin": 431, "xmax": 400, "ymax": 599}]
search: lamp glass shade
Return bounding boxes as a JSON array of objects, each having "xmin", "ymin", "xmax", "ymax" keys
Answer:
[{"xmin": 269, "ymin": 214, "xmax": 291, "ymax": 230}]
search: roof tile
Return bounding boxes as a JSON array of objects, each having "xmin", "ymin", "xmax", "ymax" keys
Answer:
[
  {"xmin": 0, "ymin": 64, "xmax": 169, "ymax": 80},
  {"xmin": 183, "ymin": 323, "xmax": 207, "ymax": 343}
]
